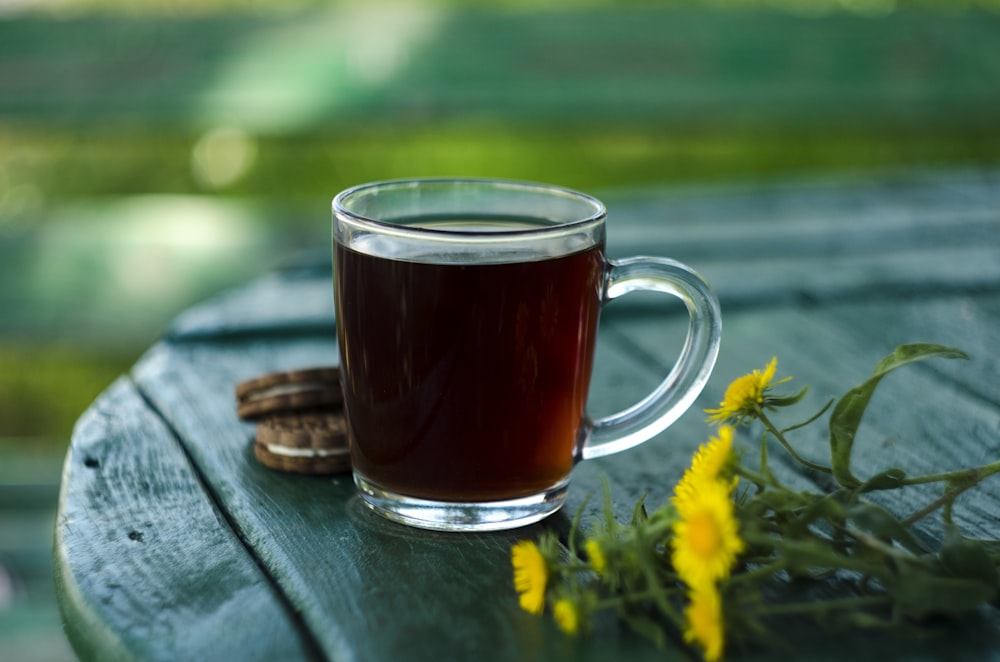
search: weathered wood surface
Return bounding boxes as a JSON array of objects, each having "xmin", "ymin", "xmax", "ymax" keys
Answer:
[
  {"xmin": 54, "ymin": 378, "xmax": 320, "ymax": 661},
  {"xmin": 56, "ymin": 170, "xmax": 1000, "ymax": 660}
]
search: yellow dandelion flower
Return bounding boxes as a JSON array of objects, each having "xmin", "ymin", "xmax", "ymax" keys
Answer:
[
  {"xmin": 705, "ymin": 357, "xmax": 781, "ymax": 424},
  {"xmin": 671, "ymin": 479, "xmax": 744, "ymax": 587},
  {"xmin": 512, "ymin": 540, "xmax": 548, "ymax": 615},
  {"xmin": 684, "ymin": 583, "xmax": 725, "ymax": 662},
  {"xmin": 674, "ymin": 426, "xmax": 737, "ymax": 507},
  {"xmin": 690, "ymin": 425, "xmax": 734, "ymax": 480},
  {"xmin": 585, "ymin": 539, "xmax": 606, "ymax": 576},
  {"xmin": 553, "ymin": 598, "xmax": 580, "ymax": 635}
]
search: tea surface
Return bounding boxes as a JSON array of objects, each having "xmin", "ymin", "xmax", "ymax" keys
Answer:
[{"xmin": 335, "ymin": 239, "xmax": 605, "ymax": 501}]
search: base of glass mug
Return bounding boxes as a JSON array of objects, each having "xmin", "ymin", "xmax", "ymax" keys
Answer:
[{"xmin": 353, "ymin": 472, "xmax": 569, "ymax": 532}]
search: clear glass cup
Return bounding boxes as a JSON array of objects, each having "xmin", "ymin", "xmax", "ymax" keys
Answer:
[{"xmin": 333, "ymin": 178, "xmax": 721, "ymax": 531}]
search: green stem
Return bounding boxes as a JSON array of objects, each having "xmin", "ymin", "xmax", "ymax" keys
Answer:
[
  {"xmin": 901, "ymin": 463, "xmax": 1000, "ymax": 526},
  {"xmin": 741, "ymin": 531, "xmax": 888, "ymax": 577},
  {"xmin": 755, "ymin": 594, "xmax": 892, "ymax": 617},
  {"xmin": 735, "ymin": 465, "xmax": 783, "ymax": 489},
  {"xmin": 593, "ymin": 586, "xmax": 686, "ymax": 625},
  {"xmin": 759, "ymin": 427, "xmax": 769, "ymax": 483},
  {"xmin": 845, "ymin": 526, "xmax": 920, "ymax": 565},
  {"xmin": 780, "ymin": 397, "xmax": 835, "ymax": 435},
  {"xmin": 727, "ymin": 562, "xmax": 785, "ymax": 585},
  {"xmin": 626, "ymin": 515, "xmax": 676, "ymax": 543},
  {"xmin": 899, "ymin": 459, "xmax": 1000, "ymax": 487},
  {"xmin": 756, "ymin": 407, "xmax": 834, "ymax": 474},
  {"xmin": 553, "ymin": 563, "xmax": 596, "ymax": 574}
]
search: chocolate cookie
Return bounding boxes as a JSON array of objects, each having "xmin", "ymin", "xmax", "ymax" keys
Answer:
[
  {"xmin": 235, "ymin": 367, "xmax": 342, "ymax": 419},
  {"xmin": 252, "ymin": 412, "xmax": 351, "ymax": 475}
]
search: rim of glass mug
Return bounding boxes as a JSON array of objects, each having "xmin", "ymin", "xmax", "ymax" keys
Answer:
[{"xmin": 332, "ymin": 178, "xmax": 608, "ymax": 259}]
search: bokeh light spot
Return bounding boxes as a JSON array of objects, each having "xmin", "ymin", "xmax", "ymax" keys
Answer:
[{"xmin": 190, "ymin": 126, "xmax": 258, "ymax": 190}]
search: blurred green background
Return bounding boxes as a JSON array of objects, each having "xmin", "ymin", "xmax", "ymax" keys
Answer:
[{"xmin": 2, "ymin": 0, "xmax": 1000, "ymax": 659}]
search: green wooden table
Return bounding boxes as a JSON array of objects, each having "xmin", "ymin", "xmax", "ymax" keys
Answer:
[{"xmin": 54, "ymin": 170, "xmax": 1000, "ymax": 661}]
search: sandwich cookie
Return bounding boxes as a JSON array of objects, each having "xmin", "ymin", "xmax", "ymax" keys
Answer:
[
  {"xmin": 235, "ymin": 367, "xmax": 342, "ymax": 420},
  {"xmin": 252, "ymin": 412, "xmax": 351, "ymax": 475}
]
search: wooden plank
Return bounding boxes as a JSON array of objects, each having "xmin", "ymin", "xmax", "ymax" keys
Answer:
[
  {"xmin": 167, "ymin": 273, "xmax": 335, "ymax": 342},
  {"xmin": 601, "ymin": 169, "xmax": 1000, "ymax": 261},
  {"xmin": 53, "ymin": 378, "xmax": 318, "ymax": 661},
  {"xmin": 600, "ymin": 169, "xmax": 1000, "ymax": 238},
  {"xmin": 602, "ymin": 170, "xmax": 1000, "ymax": 308},
  {"xmin": 805, "ymin": 297, "xmax": 1000, "ymax": 411}
]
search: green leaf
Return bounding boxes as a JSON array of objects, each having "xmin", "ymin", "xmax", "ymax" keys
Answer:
[
  {"xmin": 753, "ymin": 489, "xmax": 809, "ymax": 514},
  {"xmin": 631, "ymin": 493, "xmax": 649, "ymax": 526},
  {"xmin": 828, "ymin": 344, "xmax": 969, "ymax": 488},
  {"xmin": 857, "ymin": 467, "xmax": 907, "ymax": 492},
  {"xmin": 778, "ymin": 537, "xmax": 853, "ymax": 577},
  {"xmin": 600, "ymin": 476, "xmax": 618, "ymax": 534},
  {"xmin": 967, "ymin": 538, "xmax": 1000, "ymax": 557},
  {"xmin": 621, "ymin": 610, "xmax": 668, "ymax": 649},
  {"xmin": 846, "ymin": 502, "xmax": 924, "ymax": 554},
  {"xmin": 824, "ymin": 608, "xmax": 894, "ymax": 631},
  {"xmin": 940, "ymin": 524, "xmax": 999, "ymax": 590},
  {"xmin": 888, "ymin": 563, "xmax": 995, "ymax": 619},
  {"xmin": 872, "ymin": 343, "xmax": 969, "ymax": 376},
  {"xmin": 568, "ymin": 493, "xmax": 592, "ymax": 558},
  {"xmin": 786, "ymin": 494, "xmax": 845, "ymax": 538},
  {"xmin": 767, "ymin": 385, "xmax": 810, "ymax": 408}
]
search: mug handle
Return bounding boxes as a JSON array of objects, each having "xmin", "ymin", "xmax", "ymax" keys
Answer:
[{"xmin": 579, "ymin": 256, "xmax": 722, "ymax": 461}]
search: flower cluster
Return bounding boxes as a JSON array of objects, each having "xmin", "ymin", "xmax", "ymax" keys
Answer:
[
  {"xmin": 670, "ymin": 426, "xmax": 742, "ymax": 659},
  {"xmin": 512, "ymin": 344, "xmax": 1000, "ymax": 661}
]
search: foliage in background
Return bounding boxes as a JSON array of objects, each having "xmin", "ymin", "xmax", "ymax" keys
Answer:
[
  {"xmin": 9, "ymin": 0, "xmax": 1000, "ymax": 17},
  {"xmin": 0, "ymin": 345, "xmax": 133, "ymax": 442},
  {"xmin": 4, "ymin": 124, "xmax": 1000, "ymax": 210}
]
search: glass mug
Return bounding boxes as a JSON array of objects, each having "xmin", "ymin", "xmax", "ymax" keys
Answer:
[{"xmin": 332, "ymin": 179, "xmax": 721, "ymax": 532}]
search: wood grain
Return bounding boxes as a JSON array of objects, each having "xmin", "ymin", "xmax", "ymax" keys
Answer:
[{"xmin": 53, "ymin": 378, "xmax": 319, "ymax": 661}]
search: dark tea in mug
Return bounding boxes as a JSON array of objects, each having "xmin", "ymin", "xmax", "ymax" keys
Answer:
[
  {"xmin": 335, "ymin": 223, "xmax": 605, "ymax": 502},
  {"xmin": 333, "ymin": 179, "xmax": 721, "ymax": 531}
]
